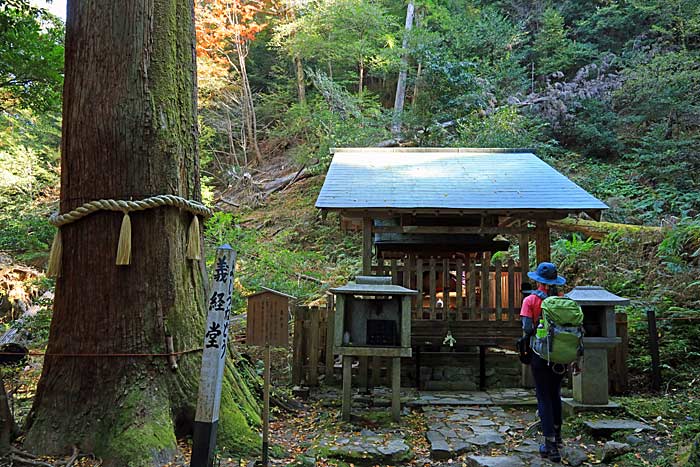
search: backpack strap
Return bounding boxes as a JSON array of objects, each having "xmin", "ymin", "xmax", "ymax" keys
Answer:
[{"xmin": 530, "ymin": 290, "xmax": 548, "ymax": 300}]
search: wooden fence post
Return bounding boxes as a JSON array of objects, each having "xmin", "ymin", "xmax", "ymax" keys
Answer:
[
  {"xmin": 647, "ymin": 308, "xmax": 662, "ymax": 391},
  {"xmin": 309, "ymin": 306, "xmax": 320, "ymax": 386},
  {"xmin": 292, "ymin": 306, "xmax": 304, "ymax": 386},
  {"xmin": 325, "ymin": 298, "xmax": 336, "ymax": 382},
  {"xmin": 191, "ymin": 245, "xmax": 236, "ymax": 467}
]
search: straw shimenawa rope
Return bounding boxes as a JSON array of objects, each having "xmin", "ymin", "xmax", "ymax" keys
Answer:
[{"xmin": 46, "ymin": 195, "xmax": 214, "ymax": 277}]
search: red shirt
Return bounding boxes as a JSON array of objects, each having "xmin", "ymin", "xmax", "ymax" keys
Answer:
[{"xmin": 520, "ymin": 284, "xmax": 548, "ymax": 323}]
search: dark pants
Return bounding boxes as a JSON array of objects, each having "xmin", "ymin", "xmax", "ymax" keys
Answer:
[{"xmin": 531, "ymin": 354, "xmax": 565, "ymax": 438}]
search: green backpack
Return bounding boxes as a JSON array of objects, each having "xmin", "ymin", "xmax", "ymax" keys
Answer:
[{"xmin": 531, "ymin": 296, "xmax": 584, "ymax": 364}]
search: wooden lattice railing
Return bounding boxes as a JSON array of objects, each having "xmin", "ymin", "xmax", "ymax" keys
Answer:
[{"xmin": 372, "ymin": 252, "xmax": 524, "ymax": 321}]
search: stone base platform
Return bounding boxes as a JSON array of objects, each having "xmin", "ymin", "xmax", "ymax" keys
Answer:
[{"xmin": 562, "ymin": 397, "xmax": 623, "ymax": 417}]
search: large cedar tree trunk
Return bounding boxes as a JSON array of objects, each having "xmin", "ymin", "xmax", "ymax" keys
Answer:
[{"xmin": 24, "ymin": 1, "xmax": 259, "ymax": 465}]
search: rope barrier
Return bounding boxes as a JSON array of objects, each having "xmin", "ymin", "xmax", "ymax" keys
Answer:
[
  {"xmin": 49, "ymin": 195, "xmax": 213, "ymax": 227},
  {"xmin": 46, "ymin": 195, "xmax": 214, "ymax": 277},
  {"xmin": 1, "ymin": 348, "xmax": 204, "ymax": 358}
]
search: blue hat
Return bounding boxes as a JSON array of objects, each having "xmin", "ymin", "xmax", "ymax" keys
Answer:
[{"xmin": 527, "ymin": 262, "xmax": 566, "ymax": 286}]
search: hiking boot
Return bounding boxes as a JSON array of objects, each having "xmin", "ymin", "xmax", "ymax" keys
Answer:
[
  {"xmin": 539, "ymin": 439, "xmax": 562, "ymax": 463},
  {"xmin": 554, "ymin": 425, "xmax": 563, "ymax": 447}
]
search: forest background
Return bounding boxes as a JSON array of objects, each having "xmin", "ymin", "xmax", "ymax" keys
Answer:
[{"xmin": 1, "ymin": 0, "xmax": 700, "ymax": 463}]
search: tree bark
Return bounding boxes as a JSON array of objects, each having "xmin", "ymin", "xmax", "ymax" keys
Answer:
[
  {"xmin": 295, "ymin": 55, "xmax": 306, "ymax": 105},
  {"xmin": 24, "ymin": 1, "xmax": 259, "ymax": 465},
  {"xmin": 391, "ymin": 0, "xmax": 415, "ymax": 137},
  {"xmin": 358, "ymin": 59, "xmax": 364, "ymax": 94}
]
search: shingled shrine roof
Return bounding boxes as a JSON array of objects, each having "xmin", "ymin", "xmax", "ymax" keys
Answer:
[{"xmin": 315, "ymin": 148, "xmax": 607, "ymax": 217}]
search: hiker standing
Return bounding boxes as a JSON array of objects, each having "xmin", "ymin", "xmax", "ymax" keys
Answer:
[{"xmin": 520, "ymin": 262, "xmax": 568, "ymax": 463}]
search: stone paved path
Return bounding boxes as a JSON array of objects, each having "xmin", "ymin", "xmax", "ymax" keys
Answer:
[
  {"xmin": 423, "ymin": 404, "xmax": 557, "ymax": 466},
  {"xmin": 281, "ymin": 388, "xmax": 659, "ymax": 466}
]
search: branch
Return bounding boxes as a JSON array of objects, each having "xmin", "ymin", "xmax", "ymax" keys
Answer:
[{"xmin": 10, "ymin": 453, "xmax": 55, "ymax": 467}]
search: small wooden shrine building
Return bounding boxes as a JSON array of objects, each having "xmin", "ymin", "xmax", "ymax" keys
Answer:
[{"xmin": 316, "ymin": 148, "xmax": 607, "ymax": 389}]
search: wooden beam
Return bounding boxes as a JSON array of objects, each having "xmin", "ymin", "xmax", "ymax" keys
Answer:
[
  {"xmin": 362, "ymin": 217, "xmax": 372, "ymax": 275},
  {"xmin": 518, "ymin": 233, "xmax": 530, "ymax": 278},
  {"xmin": 336, "ymin": 208, "xmax": 596, "ymax": 220},
  {"xmin": 535, "ymin": 220, "xmax": 551, "ymax": 264},
  {"xmin": 373, "ymin": 225, "xmax": 530, "ymax": 235}
]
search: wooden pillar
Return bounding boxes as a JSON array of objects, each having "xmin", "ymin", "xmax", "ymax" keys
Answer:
[
  {"xmin": 391, "ymin": 357, "xmax": 401, "ymax": 421},
  {"xmin": 325, "ymin": 304, "xmax": 336, "ymax": 382},
  {"xmin": 371, "ymin": 356, "xmax": 381, "ymax": 388},
  {"xmin": 362, "ymin": 217, "xmax": 372, "ymax": 275},
  {"xmin": 262, "ymin": 345, "xmax": 271, "ymax": 467},
  {"xmin": 358, "ymin": 356, "xmax": 369, "ymax": 393},
  {"xmin": 519, "ymin": 232, "xmax": 530, "ymax": 278},
  {"xmin": 292, "ymin": 307, "xmax": 304, "ymax": 386},
  {"xmin": 342, "ymin": 355, "xmax": 353, "ymax": 421},
  {"xmin": 535, "ymin": 220, "xmax": 551, "ymax": 265}
]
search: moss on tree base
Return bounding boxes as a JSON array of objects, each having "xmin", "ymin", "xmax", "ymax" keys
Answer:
[{"xmin": 25, "ymin": 358, "xmax": 261, "ymax": 467}]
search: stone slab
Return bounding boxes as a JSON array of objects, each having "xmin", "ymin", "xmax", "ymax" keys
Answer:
[
  {"xmin": 514, "ymin": 440, "xmax": 540, "ymax": 454},
  {"xmin": 468, "ymin": 432, "xmax": 506, "ymax": 446},
  {"xmin": 562, "ymin": 446, "xmax": 588, "ymax": 467},
  {"xmin": 430, "ymin": 439, "xmax": 453, "ymax": 460},
  {"xmin": 562, "ymin": 398, "xmax": 623, "ymax": 417},
  {"xmin": 583, "ymin": 419, "xmax": 654, "ymax": 435},
  {"xmin": 467, "ymin": 455, "xmax": 525, "ymax": 467}
]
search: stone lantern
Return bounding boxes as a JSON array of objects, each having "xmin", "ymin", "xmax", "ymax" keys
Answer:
[
  {"xmin": 564, "ymin": 286, "xmax": 628, "ymax": 412},
  {"xmin": 330, "ymin": 276, "xmax": 417, "ymax": 421}
]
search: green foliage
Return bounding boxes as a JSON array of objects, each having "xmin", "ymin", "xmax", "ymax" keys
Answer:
[
  {"xmin": 558, "ymin": 99, "xmax": 623, "ymax": 158},
  {"xmin": 204, "ymin": 210, "xmax": 358, "ymax": 311},
  {"xmin": 455, "ymin": 105, "xmax": 547, "ymax": 148},
  {"xmin": 616, "ymin": 50, "xmax": 700, "ymax": 134},
  {"xmin": 0, "ymin": 109, "xmax": 60, "ymax": 262},
  {"xmin": 657, "ymin": 217, "xmax": 700, "ymax": 271},
  {"xmin": 532, "ymin": 7, "xmax": 597, "ymax": 77},
  {"xmin": 552, "ymin": 233, "xmax": 596, "ymax": 270},
  {"xmin": 271, "ymin": 0, "xmax": 399, "ymax": 90},
  {"xmin": 271, "ymin": 92, "xmax": 391, "ymax": 170},
  {"xmin": 0, "ymin": 3, "xmax": 64, "ymax": 113}
]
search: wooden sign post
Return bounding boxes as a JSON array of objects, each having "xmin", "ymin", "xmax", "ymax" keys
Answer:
[
  {"xmin": 262, "ymin": 344, "xmax": 271, "ymax": 467},
  {"xmin": 246, "ymin": 288, "xmax": 294, "ymax": 467},
  {"xmin": 191, "ymin": 245, "xmax": 236, "ymax": 467}
]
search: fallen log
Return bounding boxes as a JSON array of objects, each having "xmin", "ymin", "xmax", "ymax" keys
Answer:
[
  {"xmin": 264, "ymin": 167, "xmax": 311, "ymax": 196},
  {"xmin": 548, "ymin": 218, "xmax": 663, "ymax": 241}
]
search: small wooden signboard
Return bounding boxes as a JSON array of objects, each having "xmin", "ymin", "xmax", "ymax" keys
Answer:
[
  {"xmin": 246, "ymin": 287, "xmax": 294, "ymax": 347},
  {"xmin": 246, "ymin": 287, "xmax": 295, "ymax": 467}
]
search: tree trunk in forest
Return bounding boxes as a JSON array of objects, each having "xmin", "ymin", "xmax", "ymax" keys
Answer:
[
  {"xmin": 24, "ymin": 1, "xmax": 260, "ymax": 465},
  {"xmin": 0, "ymin": 375, "xmax": 11, "ymax": 454},
  {"xmin": 232, "ymin": 10, "xmax": 262, "ymax": 165},
  {"xmin": 358, "ymin": 59, "xmax": 364, "ymax": 94},
  {"xmin": 295, "ymin": 55, "xmax": 306, "ymax": 105},
  {"xmin": 411, "ymin": 61, "xmax": 422, "ymax": 105},
  {"xmin": 391, "ymin": 0, "xmax": 415, "ymax": 137}
]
